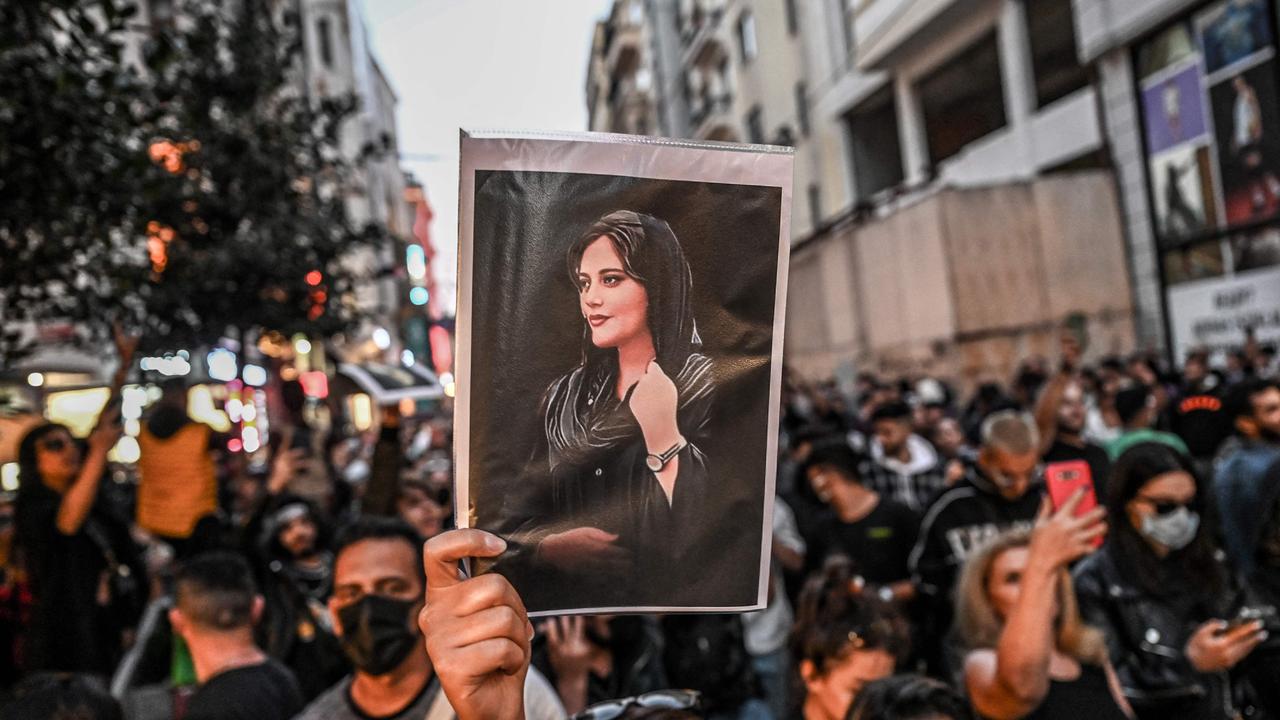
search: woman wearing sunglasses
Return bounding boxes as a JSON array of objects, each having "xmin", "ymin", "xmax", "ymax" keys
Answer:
[
  {"xmin": 15, "ymin": 326, "xmax": 138, "ymax": 675},
  {"xmin": 1073, "ymin": 442, "xmax": 1270, "ymax": 720}
]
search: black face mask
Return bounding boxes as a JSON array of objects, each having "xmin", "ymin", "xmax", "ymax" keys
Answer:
[{"xmin": 337, "ymin": 595, "xmax": 420, "ymax": 676}]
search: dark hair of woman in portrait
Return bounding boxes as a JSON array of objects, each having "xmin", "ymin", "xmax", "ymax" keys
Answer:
[
  {"xmin": 790, "ymin": 554, "xmax": 911, "ymax": 720},
  {"xmin": 1073, "ymin": 442, "xmax": 1276, "ymax": 720},
  {"xmin": 505, "ymin": 209, "xmax": 715, "ymax": 610}
]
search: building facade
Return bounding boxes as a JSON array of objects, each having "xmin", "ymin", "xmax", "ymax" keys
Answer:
[
  {"xmin": 300, "ymin": 0, "xmax": 416, "ymax": 363},
  {"xmin": 588, "ymin": 0, "xmax": 1141, "ymax": 388},
  {"xmin": 1074, "ymin": 0, "xmax": 1280, "ymax": 365}
]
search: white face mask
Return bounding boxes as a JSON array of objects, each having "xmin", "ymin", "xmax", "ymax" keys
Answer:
[
  {"xmin": 1140, "ymin": 506, "xmax": 1200, "ymax": 551},
  {"xmin": 342, "ymin": 458, "xmax": 371, "ymax": 485},
  {"xmin": 408, "ymin": 430, "xmax": 431, "ymax": 460}
]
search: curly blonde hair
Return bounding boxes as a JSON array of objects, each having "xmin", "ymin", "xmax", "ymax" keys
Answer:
[{"xmin": 955, "ymin": 529, "xmax": 1107, "ymax": 665}]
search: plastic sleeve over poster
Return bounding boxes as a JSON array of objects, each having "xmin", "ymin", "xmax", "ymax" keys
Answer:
[{"xmin": 454, "ymin": 130, "xmax": 793, "ymax": 616}]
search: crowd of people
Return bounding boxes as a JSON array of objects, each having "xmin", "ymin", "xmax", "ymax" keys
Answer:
[{"xmin": 1, "ymin": 329, "xmax": 1279, "ymax": 720}]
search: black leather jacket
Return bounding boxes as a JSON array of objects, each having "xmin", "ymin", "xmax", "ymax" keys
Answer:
[{"xmin": 1073, "ymin": 545, "xmax": 1241, "ymax": 720}]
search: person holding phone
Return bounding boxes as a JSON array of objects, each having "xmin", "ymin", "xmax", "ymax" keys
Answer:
[
  {"xmin": 15, "ymin": 324, "xmax": 141, "ymax": 674},
  {"xmin": 1035, "ymin": 332, "xmax": 1111, "ymax": 498},
  {"xmin": 956, "ymin": 506, "xmax": 1131, "ymax": 720},
  {"xmin": 1073, "ymin": 443, "xmax": 1269, "ymax": 720}
]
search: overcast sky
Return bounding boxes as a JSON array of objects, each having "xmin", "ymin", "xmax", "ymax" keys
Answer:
[{"xmin": 364, "ymin": 0, "xmax": 613, "ymax": 314}]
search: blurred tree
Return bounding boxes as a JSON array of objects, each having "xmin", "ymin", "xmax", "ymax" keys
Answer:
[{"xmin": 0, "ymin": 0, "xmax": 388, "ymax": 361}]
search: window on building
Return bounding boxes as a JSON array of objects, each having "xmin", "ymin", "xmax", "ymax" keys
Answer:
[
  {"xmin": 1025, "ymin": 0, "xmax": 1090, "ymax": 108},
  {"xmin": 785, "ymin": 0, "xmax": 799, "ymax": 36},
  {"xmin": 808, "ymin": 183, "xmax": 823, "ymax": 230},
  {"xmin": 845, "ymin": 85, "xmax": 905, "ymax": 199},
  {"xmin": 917, "ymin": 31, "xmax": 1006, "ymax": 167},
  {"xmin": 746, "ymin": 105, "xmax": 765, "ymax": 144},
  {"xmin": 737, "ymin": 11, "xmax": 758, "ymax": 63},
  {"xmin": 795, "ymin": 81, "xmax": 810, "ymax": 137},
  {"xmin": 317, "ymin": 17, "xmax": 334, "ymax": 69}
]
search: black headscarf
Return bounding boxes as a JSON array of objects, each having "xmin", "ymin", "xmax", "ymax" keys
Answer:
[{"xmin": 545, "ymin": 210, "xmax": 712, "ymax": 473}]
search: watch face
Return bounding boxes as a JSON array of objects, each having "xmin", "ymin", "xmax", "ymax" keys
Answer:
[{"xmin": 646, "ymin": 455, "xmax": 663, "ymax": 472}]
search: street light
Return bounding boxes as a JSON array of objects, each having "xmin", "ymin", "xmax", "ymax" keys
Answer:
[{"xmin": 27, "ymin": 373, "xmax": 44, "ymax": 388}]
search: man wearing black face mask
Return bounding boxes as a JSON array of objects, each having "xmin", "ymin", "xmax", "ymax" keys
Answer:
[{"xmin": 295, "ymin": 517, "xmax": 565, "ymax": 720}]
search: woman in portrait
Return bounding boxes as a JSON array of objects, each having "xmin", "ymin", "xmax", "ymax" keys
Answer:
[{"xmin": 501, "ymin": 209, "xmax": 715, "ymax": 609}]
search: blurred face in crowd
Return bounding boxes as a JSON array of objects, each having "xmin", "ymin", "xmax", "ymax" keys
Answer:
[
  {"xmin": 279, "ymin": 514, "xmax": 318, "ymax": 559},
  {"xmin": 801, "ymin": 645, "xmax": 896, "ymax": 720},
  {"xmin": 978, "ymin": 447, "xmax": 1038, "ymax": 500},
  {"xmin": 577, "ymin": 236, "xmax": 650, "ymax": 351},
  {"xmin": 230, "ymin": 474, "xmax": 262, "ymax": 513},
  {"xmin": 985, "ymin": 546, "xmax": 1059, "ymax": 623},
  {"xmin": 396, "ymin": 484, "xmax": 448, "ymax": 541},
  {"xmin": 920, "ymin": 405, "xmax": 945, "ymax": 432},
  {"xmin": 933, "ymin": 418, "xmax": 965, "ymax": 458},
  {"xmin": 1240, "ymin": 386, "xmax": 1280, "ymax": 441},
  {"xmin": 873, "ymin": 418, "xmax": 912, "ymax": 457},
  {"xmin": 807, "ymin": 464, "xmax": 833, "ymax": 503},
  {"xmin": 1057, "ymin": 381, "xmax": 1087, "ymax": 436},
  {"xmin": 1183, "ymin": 357, "xmax": 1208, "ymax": 385},
  {"xmin": 1126, "ymin": 471, "xmax": 1197, "ymax": 553},
  {"xmin": 35, "ymin": 428, "xmax": 81, "ymax": 491},
  {"xmin": 329, "ymin": 538, "xmax": 424, "ymax": 674},
  {"xmin": 807, "ymin": 465, "xmax": 865, "ymax": 514}
]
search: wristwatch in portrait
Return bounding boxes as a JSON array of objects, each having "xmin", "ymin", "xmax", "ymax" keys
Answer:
[{"xmin": 645, "ymin": 438, "xmax": 687, "ymax": 472}]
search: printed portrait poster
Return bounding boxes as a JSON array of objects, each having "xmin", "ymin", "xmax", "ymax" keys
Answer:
[
  {"xmin": 455, "ymin": 131, "xmax": 793, "ymax": 615},
  {"xmin": 1208, "ymin": 59, "xmax": 1280, "ymax": 225}
]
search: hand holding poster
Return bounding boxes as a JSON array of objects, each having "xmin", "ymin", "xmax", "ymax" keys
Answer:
[{"xmin": 454, "ymin": 131, "xmax": 792, "ymax": 615}]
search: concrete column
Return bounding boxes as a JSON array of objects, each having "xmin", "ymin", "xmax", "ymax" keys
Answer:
[
  {"xmin": 998, "ymin": 0, "xmax": 1037, "ymax": 151},
  {"xmin": 895, "ymin": 72, "xmax": 929, "ymax": 185}
]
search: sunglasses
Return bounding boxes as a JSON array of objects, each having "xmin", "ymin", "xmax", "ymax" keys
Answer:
[
  {"xmin": 1139, "ymin": 497, "xmax": 1194, "ymax": 516},
  {"xmin": 38, "ymin": 437, "xmax": 71, "ymax": 453},
  {"xmin": 572, "ymin": 689, "xmax": 702, "ymax": 720}
]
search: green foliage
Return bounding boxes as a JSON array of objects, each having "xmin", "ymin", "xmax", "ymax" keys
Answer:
[{"xmin": 0, "ymin": 0, "xmax": 389, "ymax": 359}]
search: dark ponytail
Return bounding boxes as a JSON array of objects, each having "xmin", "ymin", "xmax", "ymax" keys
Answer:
[{"xmin": 790, "ymin": 555, "xmax": 911, "ymax": 681}]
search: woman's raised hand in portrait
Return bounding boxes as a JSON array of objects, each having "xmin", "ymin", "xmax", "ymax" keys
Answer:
[
  {"xmin": 628, "ymin": 360, "xmax": 681, "ymax": 454},
  {"xmin": 539, "ymin": 527, "xmax": 631, "ymax": 576}
]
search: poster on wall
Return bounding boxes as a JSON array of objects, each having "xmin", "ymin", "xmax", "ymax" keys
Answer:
[
  {"xmin": 455, "ymin": 131, "xmax": 793, "ymax": 615},
  {"xmin": 1196, "ymin": 0, "xmax": 1274, "ymax": 78},
  {"xmin": 1142, "ymin": 63, "xmax": 1212, "ymax": 153},
  {"xmin": 1137, "ymin": 23, "xmax": 1221, "ymax": 244},
  {"xmin": 1207, "ymin": 58, "xmax": 1280, "ymax": 225},
  {"xmin": 1167, "ymin": 264, "xmax": 1280, "ymax": 363},
  {"xmin": 1150, "ymin": 144, "xmax": 1220, "ymax": 238}
]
